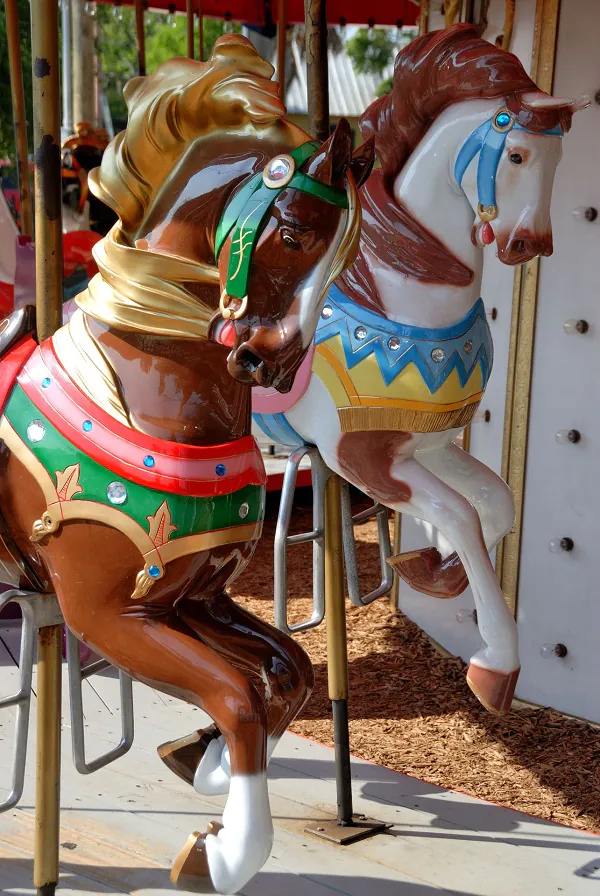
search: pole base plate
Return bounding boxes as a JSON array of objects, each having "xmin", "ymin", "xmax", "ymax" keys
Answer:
[{"xmin": 305, "ymin": 814, "xmax": 391, "ymax": 845}]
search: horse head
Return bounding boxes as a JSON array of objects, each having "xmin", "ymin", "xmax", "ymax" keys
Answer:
[
  {"xmin": 220, "ymin": 122, "xmax": 375, "ymax": 390},
  {"xmin": 83, "ymin": 37, "xmax": 373, "ymax": 393}
]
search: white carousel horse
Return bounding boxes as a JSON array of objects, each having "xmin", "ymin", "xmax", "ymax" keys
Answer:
[{"xmin": 249, "ymin": 26, "xmax": 584, "ymax": 722}]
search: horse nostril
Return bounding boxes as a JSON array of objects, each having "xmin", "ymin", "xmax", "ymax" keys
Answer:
[
  {"xmin": 513, "ymin": 239, "xmax": 526, "ymax": 255},
  {"xmin": 235, "ymin": 347, "xmax": 264, "ymax": 373}
]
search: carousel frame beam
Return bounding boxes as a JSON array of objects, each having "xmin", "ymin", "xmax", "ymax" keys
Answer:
[
  {"xmin": 186, "ymin": 0, "xmax": 194, "ymax": 58},
  {"xmin": 197, "ymin": 2, "xmax": 204, "ymax": 61},
  {"xmin": 496, "ymin": 0, "xmax": 562, "ymax": 614},
  {"xmin": 5, "ymin": 0, "xmax": 33, "ymax": 237},
  {"xmin": 278, "ymin": 0, "xmax": 287, "ymax": 102}
]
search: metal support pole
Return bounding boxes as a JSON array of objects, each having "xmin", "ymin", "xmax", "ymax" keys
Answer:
[
  {"xmin": 277, "ymin": 0, "xmax": 287, "ymax": 102},
  {"xmin": 134, "ymin": 0, "xmax": 146, "ymax": 76},
  {"xmin": 5, "ymin": 0, "xmax": 33, "ymax": 237},
  {"xmin": 31, "ymin": 1, "xmax": 64, "ymax": 892},
  {"xmin": 390, "ymin": 511, "xmax": 401, "ymax": 609},
  {"xmin": 71, "ymin": 0, "xmax": 98, "ymax": 126},
  {"xmin": 304, "ymin": 0, "xmax": 329, "ymax": 141},
  {"xmin": 324, "ymin": 475, "xmax": 352, "ymax": 824},
  {"xmin": 61, "ymin": 0, "xmax": 73, "ymax": 140},
  {"xmin": 418, "ymin": 0, "xmax": 429, "ymax": 35},
  {"xmin": 34, "ymin": 625, "xmax": 62, "ymax": 896},
  {"xmin": 306, "ymin": 474, "xmax": 389, "ymax": 844},
  {"xmin": 186, "ymin": 0, "xmax": 194, "ymax": 59}
]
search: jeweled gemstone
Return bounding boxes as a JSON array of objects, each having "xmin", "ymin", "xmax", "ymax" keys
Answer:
[
  {"xmin": 354, "ymin": 326, "xmax": 367, "ymax": 340},
  {"xmin": 321, "ymin": 305, "xmax": 333, "ymax": 319},
  {"xmin": 268, "ymin": 157, "xmax": 291, "ymax": 181},
  {"xmin": 388, "ymin": 336, "xmax": 401, "ymax": 351},
  {"xmin": 239, "ymin": 502, "xmax": 249, "ymax": 519},
  {"xmin": 143, "ymin": 455, "xmax": 155, "ymax": 468},
  {"xmin": 82, "ymin": 420, "xmax": 93, "ymax": 432},
  {"xmin": 148, "ymin": 565, "xmax": 161, "ymax": 578},
  {"xmin": 27, "ymin": 420, "xmax": 45, "ymax": 443},
  {"xmin": 216, "ymin": 463, "xmax": 226, "ymax": 477},
  {"xmin": 496, "ymin": 111, "xmax": 511, "ymax": 128},
  {"xmin": 431, "ymin": 348, "xmax": 446, "ymax": 363},
  {"xmin": 107, "ymin": 481, "xmax": 127, "ymax": 505},
  {"xmin": 42, "ymin": 377, "xmax": 51, "ymax": 389},
  {"xmin": 464, "ymin": 340, "xmax": 473, "ymax": 354}
]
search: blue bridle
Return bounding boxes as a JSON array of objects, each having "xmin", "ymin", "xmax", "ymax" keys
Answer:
[{"xmin": 454, "ymin": 107, "xmax": 564, "ymax": 222}]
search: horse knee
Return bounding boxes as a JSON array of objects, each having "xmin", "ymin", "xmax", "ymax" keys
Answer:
[{"xmin": 274, "ymin": 636, "xmax": 315, "ymax": 702}]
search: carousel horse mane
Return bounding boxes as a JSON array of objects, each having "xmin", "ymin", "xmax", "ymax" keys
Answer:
[
  {"xmin": 76, "ymin": 34, "xmax": 310, "ymax": 340},
  {"xmin": 340, "ymin": 24, "xmax": 573, "ymax": 302},
  {"xmin": 89, "ymin": 34, "xmax": 288, "ymax": 234}
]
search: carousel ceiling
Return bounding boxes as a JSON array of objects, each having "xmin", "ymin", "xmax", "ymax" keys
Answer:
[{"xmin": 91, "ymin": 0, "xmax": 419, "ymax": 28}]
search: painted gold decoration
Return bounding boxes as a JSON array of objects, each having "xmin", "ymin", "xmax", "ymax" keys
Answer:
[
  {"xmin": 147, "ymin": 500, "xmax": 178, "ymax": 547},
  {"xmin": 31, "ymin": 511, "xmax": 60, "ymax": 545},
  {"xmin": 55, "ymin": 463, "xmax": 84, "ymax": 502}
]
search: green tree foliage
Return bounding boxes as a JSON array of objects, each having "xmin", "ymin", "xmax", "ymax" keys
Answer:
[
  {"xmin": 346, "ymin": 27, "xmax": 396, "ymax": 78},
  {"xmin": 0, "ymin": 0, "xmax": 33, "ymax": 159},
  {"xmin": 97, "ymin": 8, "xmax": 240, "ymax": 126}
]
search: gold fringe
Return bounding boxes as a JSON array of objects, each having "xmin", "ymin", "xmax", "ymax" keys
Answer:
[{"xmin": 338, "ymin": 402, "xmax": 480, "ymax": 434}]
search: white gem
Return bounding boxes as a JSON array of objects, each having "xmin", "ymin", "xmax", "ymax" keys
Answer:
[
  {"xmin": 107, "ymin": 481, "xmax": 127, "ymax": 505},
  {"xmin": 388, "ymin": 336, "xmax": 401, "ymax": 351},
  {"xmin": 321, "ymin": 305, "xmax": 333, "ymax": 319},
  {"xmin": 27, "ymin": 420, "xmax": 45, "ymax": 443},
  {"xmin": 463, "ymin": 340, "xmax": 473, "ymax": 354},
  {"xmin": 268, "ymin": 158, "xmax": 291, "ymax": 180},
  {"xmin": 239, "ymin": 502, "xmax": 249, "ymax": 519},
  {"xmin": 431, "ymin": 348, "xmax": 446, "ymax": 363},
  {"xmin": 355, "ymin": 326, "xmax": 368, "ymax": 340}
]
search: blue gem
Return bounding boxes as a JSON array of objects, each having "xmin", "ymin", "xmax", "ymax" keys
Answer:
[
  {"xmin": 496, "ymin": 112, "xmax": 511, "ymax": 128},
  {"xmin": 215, "ymin": 464, "xmax": 226, "ymax": 477},
  {"xmin": 82, "ymin": 420, "xmax": 92, "ymax": 432},
  {"xmin": 148, "ymin": 565, "xmax": 161, "ymax": 578},
  {"xmin": 42, "ymin": 377, "xmax": 51, "ymax": 389},
  {"xmin": 143, "ymin": 455, "xmax": 155, "ymax": 468}
]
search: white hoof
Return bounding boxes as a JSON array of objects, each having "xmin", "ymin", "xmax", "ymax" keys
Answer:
[{"xmin": 205, "ymin": 773, "xmax": 273, "ymax": 894}]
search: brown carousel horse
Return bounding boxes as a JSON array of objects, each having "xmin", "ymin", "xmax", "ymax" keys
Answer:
[
  {"xmin": 0, "ymin": 36, "xmax": 373, "ymax": 894},
  {"xmin": 62, "ymin": 122, "xmax": 118, "ymax": 235}
]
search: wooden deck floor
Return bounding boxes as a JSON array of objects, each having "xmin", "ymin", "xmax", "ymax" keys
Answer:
[{"xmin": 1, "ymin": 620, "xmax": 599, "ymax": 895}]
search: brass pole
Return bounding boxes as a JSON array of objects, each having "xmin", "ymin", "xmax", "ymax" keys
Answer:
[
  {"xmin": 186, "ymin": 0, "xmax": 194, "ymax": 59},
  {"xmin": 134, "ymin": 0, "xmax": 146, "ymax": 76},
  {"xmin": 305, "ymin": 0, "xmax": 329, "ymax": 141},
  {"xmin": 197, "ymin": 2, "xmax": 204, "ymax": 61},
  {"xmin": 418, "ymin": 0, "xmax": 429, "ymax": 35},
  {"xmin": 5, "ymin": 0, "xmax": 33, "ymax": 237},
  {"xmin": 34, "ymin": 626, "xmax": 62, "ymax": 896},
  {"xmin": 277, "ymin": 0, "xmax": 287, "ymax": 102},
  {"xmin": 324, "ymin": 474, "xmax": 352, "ymax": 824},
  {"xmin": 31, "ymin": 3, "xmax": 63, "ymax": 891}
]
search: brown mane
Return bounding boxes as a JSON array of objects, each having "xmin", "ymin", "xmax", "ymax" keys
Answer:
[{"xmin": 340, "ymin": 25, "xmax": 572, "ymax": 303}]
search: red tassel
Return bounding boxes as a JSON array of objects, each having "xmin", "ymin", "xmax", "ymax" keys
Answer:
[{"xmin": 481, "ymin": 221, "xmax": 495, "ymax": 245}]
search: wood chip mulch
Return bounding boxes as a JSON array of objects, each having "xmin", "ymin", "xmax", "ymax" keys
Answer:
[{"xmin": 231, "ymin": 492, "xmax": 600, "ymax": 835}]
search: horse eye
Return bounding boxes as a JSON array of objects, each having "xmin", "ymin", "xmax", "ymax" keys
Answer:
[
  {"xmin": 509, "ymin": 152, "xmax": 523, "ymax": 165},
  {"xmin": 281, "ymin": 231, "xmax": 301, "ymax": 250}
]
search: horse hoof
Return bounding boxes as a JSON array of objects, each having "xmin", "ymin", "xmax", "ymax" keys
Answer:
[
  {"xmin": 466, "ymin": 664, "xmax": 520, "ymax": 716},
  {"xmin": 171, "ymin": 823, "xmax": 223, "ymax": 893},
  {"xmin": 388, "ymin": 547, "xmax": 469, "ymax": 598},
  {"xmin": 158, "ymin": 726, "xmax": 220, "ymax": 788}
]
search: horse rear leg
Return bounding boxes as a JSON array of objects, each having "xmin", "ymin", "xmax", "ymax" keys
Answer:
[
  {"xmin": 160, "ymin": 592, "xmax": 314, "ymax": 795},
  {"xmin": 57, "ymin": 597, "xmax": 273, "ymax": 895}
]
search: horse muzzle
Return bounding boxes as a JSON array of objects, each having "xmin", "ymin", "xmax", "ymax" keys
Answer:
[
  {"xmin": 227, "ymin": 341, "xmax": 279, "ymax": 388},
  {"xmin": 497, "ymin": 230, "xmax": 554, "ymax": 265}
]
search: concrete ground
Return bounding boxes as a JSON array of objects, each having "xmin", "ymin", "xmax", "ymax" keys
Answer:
[{"xmin": 1, "ymin": 620, "xmax": 599, "ymax": 896}]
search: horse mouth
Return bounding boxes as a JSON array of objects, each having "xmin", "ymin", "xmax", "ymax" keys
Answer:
[
  {"xmin": 497, "ymin": 232, "xmax": 553, "ymax": 265},
  {"xmin": 227, "ymin": 342, "xmax": 278, "ymax": 388}
]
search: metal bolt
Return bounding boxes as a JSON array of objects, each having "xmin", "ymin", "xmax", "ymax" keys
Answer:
[
  {"xmin": 560, "ymin": 537, "xmax": 574, "ymax": 552},
  {"xmin": 585, "ymin": 207, "xmax": 598, "ymax": 222}
]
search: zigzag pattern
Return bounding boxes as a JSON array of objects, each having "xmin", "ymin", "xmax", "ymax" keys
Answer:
[{"xmin": 315, "ymin": 286, "xmax": 493, "ymax": 394}]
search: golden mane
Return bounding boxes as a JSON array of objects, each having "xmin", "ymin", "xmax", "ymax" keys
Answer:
[{"xmin": 89, "ymin": 35, "xmax": 288, "ymax": 234}]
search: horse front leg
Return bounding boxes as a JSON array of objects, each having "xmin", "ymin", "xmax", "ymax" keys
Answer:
[{"xmin": 335, "ymin": 435, "xmax": 519, "ymax": 715}]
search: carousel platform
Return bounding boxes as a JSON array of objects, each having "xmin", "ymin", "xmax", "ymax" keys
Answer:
[{"xmin": 0, "ymin": 623, "xmax": 598, "ymax": 896}]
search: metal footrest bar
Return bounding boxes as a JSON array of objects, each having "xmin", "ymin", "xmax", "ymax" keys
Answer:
[
  {"xmin": 274, "ymin": 445, "xmax": 332, "ymax": 634},
  {"xmin": 66, "ymin": 627, "xmax": 134, "ymax": 774},
  {"xmin": 340, "ymin": 483, "xmax": 394, "ymax": 606},
  {"xmin": 0, "ymin": 589, "xmax": 62, "ymax": 812}
]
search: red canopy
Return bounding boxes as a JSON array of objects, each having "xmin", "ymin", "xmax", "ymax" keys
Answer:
[{"xmin": 100, "ymin": 0, "xmax": 419, "ymax": 27}]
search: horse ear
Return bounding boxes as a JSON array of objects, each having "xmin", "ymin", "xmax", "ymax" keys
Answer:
[
  {"xmin": 303, "ymin": 118, "xmax": 353, "ymax": 185},
  {"xmin": 349, "ymin": 137, "xmax": 375, "ymax": 189}
]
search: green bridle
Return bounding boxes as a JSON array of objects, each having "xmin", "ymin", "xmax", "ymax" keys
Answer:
[{"xmin": 215, "ymin": 140, "xmax": 349, "ymax": 320}]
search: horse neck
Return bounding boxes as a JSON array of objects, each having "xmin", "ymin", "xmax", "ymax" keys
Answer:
[
  {"xmin": 86, "ymin": 316, "xmax": 251, "ymax": 445},
  {"xmin": 365, "ymin": 99, "xmax": 501, "ymax": 329}
]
